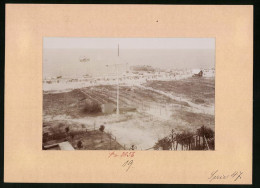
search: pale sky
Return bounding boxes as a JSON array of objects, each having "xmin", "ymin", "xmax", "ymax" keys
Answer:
[
  {"xmin": 43, "ymin": 37, "xmax": 215, "ymax": 50},
  {"xmin": 43, "ymin": 38, "xmax": 215, "ymax": 78}
]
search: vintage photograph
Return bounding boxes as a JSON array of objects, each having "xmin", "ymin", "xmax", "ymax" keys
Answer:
[{"xmin": 42, "ymin": 38, "xmax": 215, "ymax": 151}]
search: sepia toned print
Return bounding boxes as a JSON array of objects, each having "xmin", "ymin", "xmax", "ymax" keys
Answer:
[{"xmin": 42, "ymin": 37, "xmax": 215, "ymax": 151}]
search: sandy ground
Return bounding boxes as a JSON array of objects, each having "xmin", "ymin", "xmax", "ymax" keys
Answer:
[
  {"xmin": 43, "ymin": 74, "xmax": 215, "ymax": 150},
  {"xmin": 42, "ymin": 67, "xmax": 215, "ymax": 149}
]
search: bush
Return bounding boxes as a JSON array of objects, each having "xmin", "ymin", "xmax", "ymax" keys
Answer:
[
  {"xmin": 77, "ymin": 141, "xmax": 83, "ymax": 149},
  {"xmin": 65, "ymin": 127, "xmax": 70, "ymax": 133},
  {"xmin": 99, "ymin": 125, "xmax": 105, "ymax": 132},
  {"xmin": 82, "ymin": 102, "xmax": 101, "ymax": 114}
]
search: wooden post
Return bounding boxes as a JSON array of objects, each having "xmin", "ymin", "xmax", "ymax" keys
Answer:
[
  {"xmin": 115, "ymin": 137, "xmax": 117, "ymax": 150},
  {"xmin": 171, "ymin": 129, "xmax": 174, "ymax": 150},
  {"xmin": 204, "ymin": 135, "xmax": 210, "ymax": 150},
  {"xmin": 202, "ymin": 126, "xmax": 205, "ymax": 149},
  {"xmin": 109, "ymin": 134, "xmax": 111, "ymax": 150}
]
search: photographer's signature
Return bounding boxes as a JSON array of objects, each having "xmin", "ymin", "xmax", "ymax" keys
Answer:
[{"xmin": 208, "ymin": 170, "xmax": 243, "ymax": 182}]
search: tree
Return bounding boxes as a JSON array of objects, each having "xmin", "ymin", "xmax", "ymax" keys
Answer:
[
  {"xmin": 99, "ymin": 125, "xmax": 105, "ymax": 143},
  {"xmin": 77, "ymin": 141, "xmax": 83, "ymax": 149},
  {"xmin": 196, "ymin": 126, "xmax": 214, "ymax": 150},
  {"xmin": 154, "ymin": 137, "xmax": 171, "ymax": 150},
  {"xmin": 175, "ymin": 131, "xmax": 194, "ymax": 150}
]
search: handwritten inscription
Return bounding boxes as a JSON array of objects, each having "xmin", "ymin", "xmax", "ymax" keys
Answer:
[
  {"xmin": 208, "ymin": 170, "xmax": 243, "ymax": 182},
  {"xmin": 108, "ymin": 151, "xmax": 135, "ymax": 172},
  {"xmin": 122, "ymin": 160, "xmax": 134, "ymax": 172},
  {"xmin": 108, "ymin": 151, "xmax": 135, "ymax": 158}
]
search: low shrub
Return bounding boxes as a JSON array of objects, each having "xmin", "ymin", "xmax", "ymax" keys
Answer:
[
  {"xmin": 99, "ymin": 125, "xmax": 105, "ymax": 132},
  {"xmin": 77, "ymin": 141, "xmax": 83, "ymax": 149},
  {"xmin": 82, "ymin": 102, "xmax": 101, "ymax": 114},
  {"xmin": 65, "ymin": 127, "xmax": 70, "ymax": 133}
]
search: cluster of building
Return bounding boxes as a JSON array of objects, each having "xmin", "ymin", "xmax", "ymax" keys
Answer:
[{"xmin": 43, "ymin": 67, "xmax": 215, "ymax": 87}]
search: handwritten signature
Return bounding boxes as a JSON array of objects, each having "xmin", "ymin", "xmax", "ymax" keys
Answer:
[{"xmin": 208, "ymin": 170, "xmax": 243, "ymax": 182}]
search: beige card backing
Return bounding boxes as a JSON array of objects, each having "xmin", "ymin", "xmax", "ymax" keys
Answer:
[{"xmin": 4, "ymin": 4, "xmax": 253, "ymax": 184}]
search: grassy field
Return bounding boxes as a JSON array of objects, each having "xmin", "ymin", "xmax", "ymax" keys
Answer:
[
  {"xmin": 144, "ymin": 77, "xmax": 215, "ymax": 106},
  {"xmin": 43, "ymin": 85, "xmax": 189, "ymax": 118}
]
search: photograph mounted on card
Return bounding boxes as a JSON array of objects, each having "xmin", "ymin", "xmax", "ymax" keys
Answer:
[{"xmin": 4, "ymin": 4, "xmax": 252, "ymax": 184}]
